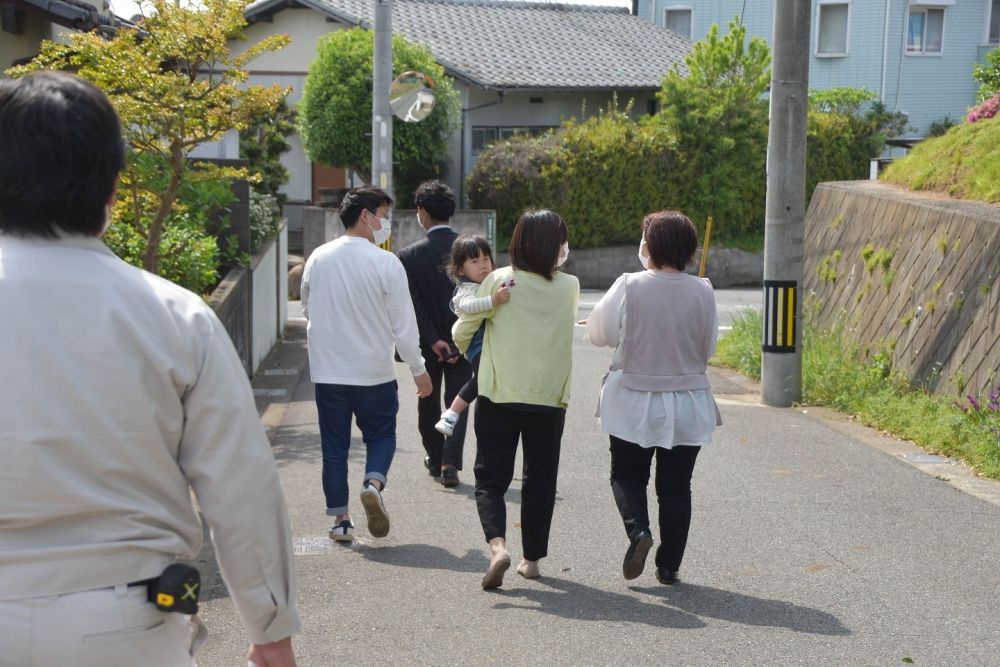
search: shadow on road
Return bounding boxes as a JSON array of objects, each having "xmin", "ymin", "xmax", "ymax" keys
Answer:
[
  {"xmin": 356, "ymin": 543, "xmax": 489, "ymax": 573},
  {"xmin": 631, "ymin": 583, "xmax": 851, "ymax": 636},
  {"xmin": 270, "ymin": 425, "xmax": 321, "ymax": 467},
  {"xmin": 490, "ymin": 576, "xmax": 705, "ymax": 629}
]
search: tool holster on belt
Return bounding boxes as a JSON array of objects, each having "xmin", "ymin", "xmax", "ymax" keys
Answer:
[{"xmin": 145, "ymin": 563, "xmax": 201, "ymax": 614}]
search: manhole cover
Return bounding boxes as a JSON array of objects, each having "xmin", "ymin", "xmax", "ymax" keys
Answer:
[{"xmin": 293, "ymin": 536, "xmax": 339, "ymax": 555}]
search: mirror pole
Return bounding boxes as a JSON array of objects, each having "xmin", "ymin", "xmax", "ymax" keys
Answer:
[{"xmin": 372, "ymin": 0, "xmax": 394, "ymax": 199}]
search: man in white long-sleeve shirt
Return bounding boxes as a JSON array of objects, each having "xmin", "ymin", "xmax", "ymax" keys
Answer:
[
  {"xmin": 301, "ymin": 186, "xmax": 432, "ymax": 543},
  {"xmin": 0, "ymin": 73, "xmax": 298, "ymax": 666}
]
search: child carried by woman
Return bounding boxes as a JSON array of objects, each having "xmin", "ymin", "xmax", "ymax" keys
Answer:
[{"xmin": 434, "ymin": 234, "xmax": 511, "ymax": 436}]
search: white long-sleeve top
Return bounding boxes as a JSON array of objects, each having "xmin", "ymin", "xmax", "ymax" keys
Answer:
[
  {"xmin": 585, "ymin": 271, "xmax": 719, "ymax": 448},
  {"xmin": 451, "ymin": 280, "xmax": 494, "ymax": 315},
  {"xmin": 302, "ymin": 235, "xmax": 425, "ymax": 384},
  {"xmin": 0, "ymin": 234, "xmax": 299, "ymax": 645}
]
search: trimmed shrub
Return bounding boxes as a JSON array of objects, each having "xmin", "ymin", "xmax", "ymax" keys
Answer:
[
  {"xmin": 465, "ymin": 132, "xmax": 559, "ymax": 249},
  {"xmin": 249, "ymin": 188, "xmax": 281, "ymax": 254},
  {"xmin": 540, "ymin": 110, "xmax": 680, "ymax": 249}
]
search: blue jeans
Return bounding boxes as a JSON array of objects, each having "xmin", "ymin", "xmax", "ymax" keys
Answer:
[{"xmin": 316, "ymin": 381, "xmax": 398, "ymax": 515}]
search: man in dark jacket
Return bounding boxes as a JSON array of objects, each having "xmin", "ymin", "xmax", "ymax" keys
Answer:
[{"xmin": 397, "ymin": 181, "xmax": 472, "ymax": 487}]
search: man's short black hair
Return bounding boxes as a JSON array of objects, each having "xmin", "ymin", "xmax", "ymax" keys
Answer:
[
  {"xmin": 643, "ymin": 210, "xmax": 698, "ymax": 271},
  {"xmin": 413, "ymin": 180, "xmax": 456, "ymax": 222},
  {"xmin": 0, "ymin": 71, "xmax": 125, "ymax": 238},
  {"xmin": 339, "ymin": 186, "xmax": 394, "ymax": 228},
  {"xmin": 509, "ymin": 209, "xmax": 568, "ymax": 281}
]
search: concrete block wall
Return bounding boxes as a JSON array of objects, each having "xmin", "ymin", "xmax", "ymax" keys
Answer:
[
  {"xmin": 302, "ymin": 208, "xmax": 494, "ymax": 261},
  {"xmin": 805, "ymin": 181, "xmax": 1000, "ymax": 398},
  {"xmin": 497, "ymin": 245, "xmax": 762, "ymax": 289},
  {"xmin": 304, "ymin": 204, "xmax": 762, "ymax": 288}
]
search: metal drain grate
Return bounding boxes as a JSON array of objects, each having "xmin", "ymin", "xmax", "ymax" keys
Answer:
[
  {"xmin": 253, "ymin": 388, "xmax": 288, "ymax": 397},
  {"xmin": 293, "ymin": 536, "xmax": 340, "ymax": 555}
]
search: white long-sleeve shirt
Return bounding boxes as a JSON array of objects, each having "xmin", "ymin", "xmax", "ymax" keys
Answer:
[
  {"xmin": 0, "ymin": 234, "xmax": 299, "ymax": 645},
  {"xmin": 302, "ymin": 235, "xmax": 425, "ymax": 384}
]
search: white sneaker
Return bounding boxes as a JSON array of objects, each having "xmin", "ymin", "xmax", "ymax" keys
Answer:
[
  {"xmin": 434, "ymin": 412, "xmax": 458, "ymax": 436},
  {"xmin": 329, "ymin": 518, "xmax": 354, "ymax": 542},
  {"xmin": 360, "ymin": 483, "xmax": 390, "ymax": 538}
]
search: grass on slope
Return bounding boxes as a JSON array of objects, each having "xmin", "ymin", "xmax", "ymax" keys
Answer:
[
  {"xmin": 713, "ymin": 310, "xmax": 1000, "ymax": 480},
  {"xmin": 881, "ymin": 115, "xmax": 1000, "ymax": 203}
]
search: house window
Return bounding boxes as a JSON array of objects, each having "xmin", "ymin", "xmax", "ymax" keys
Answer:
[
  {"xmin": 907, "ymin": 7, "xmax": 944, "ymax": 54},
  {"xmin": 471, "ymin": 127, "xmax": 498, "ymax": 154},
  {"xmin": 989, "ymin": 0, "xmax": 1000, "ymax": 44},
  {"xmin": 472, "ymin": 126, "xmax": 556, "ymax": 154},
  {"xmin": 816, "ymin": 2, "xmax": 849, "ymax": 56},
  {"xmin": 664, "ymin": 8, "xmax": 692, "ymax": 39}
]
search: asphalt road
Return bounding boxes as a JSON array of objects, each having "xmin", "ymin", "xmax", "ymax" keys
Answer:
[{"xmin": 194, "ymin": 291, "xmax": 1000, "ymax": 666}]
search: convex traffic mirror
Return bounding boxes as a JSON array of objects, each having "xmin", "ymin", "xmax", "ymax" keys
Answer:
[{"xmin": 389, "ymin": 71, "xmax": 436, "ymax": 122}]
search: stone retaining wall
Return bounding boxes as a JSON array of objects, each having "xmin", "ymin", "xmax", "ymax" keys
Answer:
[{"xmin": 805, "ymin": 181, "xmax": 1000, "ymax": 397}]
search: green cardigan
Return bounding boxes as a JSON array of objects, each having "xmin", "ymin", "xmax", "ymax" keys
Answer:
[{"xmin": 452, "ymin": 266, "xmax": 579, "ymax": 409}]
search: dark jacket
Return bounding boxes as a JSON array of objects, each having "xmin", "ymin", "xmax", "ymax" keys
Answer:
[{"xmin": 397, "ymin": 227, "xmax": 459, "ymax": 353}]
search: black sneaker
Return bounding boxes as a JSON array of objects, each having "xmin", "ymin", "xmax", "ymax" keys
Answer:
[
  {"xmin": 622, "ymin": 530, "xmax": 653, "ymax": 580},
  {"xmin": 440, "ymin": 467, "xmax": 460, "ymax": 488},
  {"xmin": 329, "ymin": 519, "xmax": 354, "ymax": 542},
  {"xmin": 655, "ymin": 568, "xmax": 679, "ymax": 585}
]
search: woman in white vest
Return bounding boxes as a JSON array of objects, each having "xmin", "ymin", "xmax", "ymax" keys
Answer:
[{"xmin": 585, "ymin": 210, "xmax": 720, "ymax": 585}]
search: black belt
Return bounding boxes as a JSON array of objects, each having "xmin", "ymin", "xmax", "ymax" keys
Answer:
[{"xmin": 128, "ymin": 578, "xmax": 157, "ymax": 588}]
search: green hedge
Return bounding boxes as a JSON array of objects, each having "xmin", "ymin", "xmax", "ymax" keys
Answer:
[{"xmin": 467, "ymin": 106, "xmax": 892, "ymax": 252}]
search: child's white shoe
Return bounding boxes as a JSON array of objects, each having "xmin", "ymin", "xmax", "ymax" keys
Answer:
[{"xmin": 434, "ymin": 410, "xmax": 459, "ymax": 436}]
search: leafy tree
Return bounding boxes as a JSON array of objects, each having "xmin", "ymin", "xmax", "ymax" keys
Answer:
[
  {"xmin": 8, "ymin": 0, "xmax": 289, "ymax": 278},
  {"xmin": 298, "ymin": 27, "xmax": 459, "ymax": 199},
  {"xmin": 804, "ymin": 87, "xmax": 910, "ymax": 197},
  {"xmin": 808, "ymin": 87, "xmax": 879, "ymax": 114},
  {"xmin": 972, "ymin": 46, "xmax": 1000, "ymax": 102},
  {"xmin": 656, "ymin": 18, "xmax": 771, "ymax": 238},
  {"xmin": 241, "ymin": 98, "xmax": 296, "ymax": 204}
]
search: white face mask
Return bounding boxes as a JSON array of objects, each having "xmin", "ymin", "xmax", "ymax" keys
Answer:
[
  {"xmin": 555, "ymin": 241, "xmax": 569, "ymax": 267},
  {"xmin": 367, "ymin": 212, "xmax": 392, "ymax": 245},
  {"xmin": 638, "ymin": 239, "xmax": 651, "ymax": 270}
]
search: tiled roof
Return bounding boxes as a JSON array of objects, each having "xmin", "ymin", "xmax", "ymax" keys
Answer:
[
  {"xmin": 246, "ymin": 0, "xmax": 690, "ymax": 89},
  {"xmin": 20, "ymin": 0, "xmax": 123, "ymax": 33}
]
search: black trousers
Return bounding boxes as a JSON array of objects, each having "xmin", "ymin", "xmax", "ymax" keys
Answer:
[
  {"xmin": 609, "ymin": 436, "xmax": 700, "ymax": 572},
  {"xmin": 473, "ymin": 398, "xmax": 565, "ymax": 561},
  {"xmin": 418, "ymin": 351, "xmax": 472, "ymax": 472}
]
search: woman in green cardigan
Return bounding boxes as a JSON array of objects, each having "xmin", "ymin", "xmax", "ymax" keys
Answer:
[{"xmin": 452, "ymin": 209, "xmax": 580, "ymax": 590}]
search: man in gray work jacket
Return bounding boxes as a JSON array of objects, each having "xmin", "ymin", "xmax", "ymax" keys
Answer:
[{"xmin": 0, "ymin": 72, "xmax": 299, "ymax": 666}]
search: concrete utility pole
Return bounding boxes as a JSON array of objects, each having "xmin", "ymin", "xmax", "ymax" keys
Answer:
[
  {"xmin": 371, "ymin": 0, "xmax": 393, "ymax": 198},
  {"xmin": 761, "ymin": 0, "xmax": 810, "ymax": 407}
]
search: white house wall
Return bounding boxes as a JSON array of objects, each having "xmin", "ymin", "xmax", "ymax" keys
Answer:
[
  {"xmin": 1, "ymin": 14, "xmax": 58, "ymax": 72},
  {"xmin": 236, "ymin": 8, "xmax": 342, "ymax": 71},
  {"xmin": 229, "ymin": 9, "xmax": 345, "ymax": 203}
]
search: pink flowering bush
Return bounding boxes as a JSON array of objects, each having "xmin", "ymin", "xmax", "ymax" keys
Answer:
[{"xmin": 966, "ymin": 93, "xmax": 1000, "ymax": 123}]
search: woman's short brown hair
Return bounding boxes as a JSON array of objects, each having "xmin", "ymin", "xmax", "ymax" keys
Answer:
[
  {"xmin": 509, "ymin": 209, "xmax": 568, "ymax": 281},
  {"xmin": 642, "ymin": 210, "xmax": 698, "ymax": 271}
]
